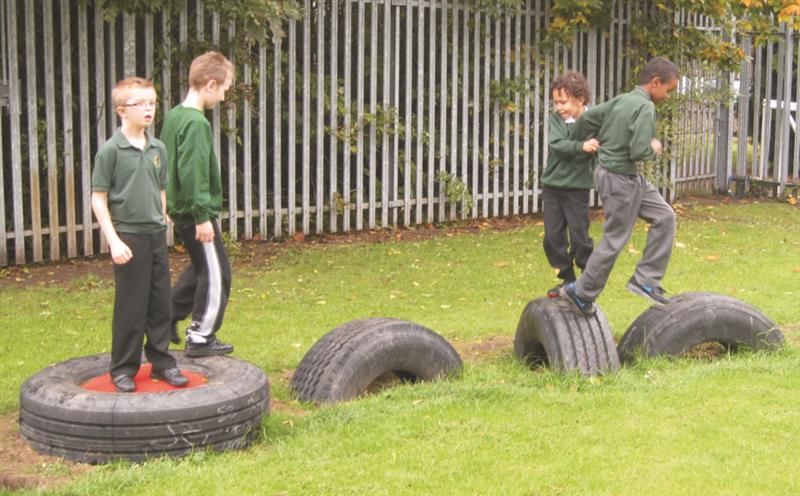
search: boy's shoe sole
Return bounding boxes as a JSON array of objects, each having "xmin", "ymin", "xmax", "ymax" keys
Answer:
[
  {"xmin": 185, "ymin": 339, "xmax": 234, "ymax": 358},
  {"xmin": 559, "ymin": 283, "xmax": 597, "ymax": 317},
  {"xmin": 626, "ymin": 278, "xmax": 670, "ymax": 305}
]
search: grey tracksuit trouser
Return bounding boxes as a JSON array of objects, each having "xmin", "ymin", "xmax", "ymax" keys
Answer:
[{"xmin": 575, "ymin": 166, "xmax": 676, "ymax": 301}]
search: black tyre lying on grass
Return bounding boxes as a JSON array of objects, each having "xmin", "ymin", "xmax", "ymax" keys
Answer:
[
  {"xmin": 514, "ymin": 298, "xmax": 620, "ymax": 376},
  {"xmin": 618, "ymin": 292, "xmax": 784, "ymax": 362},
  {"xmin": 291, "ymin": 318, "xmax": 463, "ymax": 404},
  {"xmin": 19, "ymin": 352, "xmax": 269, "ymax": 464}
]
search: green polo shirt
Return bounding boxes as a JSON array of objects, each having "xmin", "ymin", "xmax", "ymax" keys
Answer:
[
  {"xmin": 569, "ymin": 86, "xmax": 657, "ymax": 176},
  {"xmin": 541, "ymin": 111, "xmax": 595, "ymax": 190},
  {"xmin": 91, "ymin": 130, "xmax": 168, "ymax": 234}
]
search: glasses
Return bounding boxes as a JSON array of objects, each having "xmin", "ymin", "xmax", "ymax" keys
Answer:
[{"xmin": 124, "ymin": 101, "xmax": 158, "ymax": 109}]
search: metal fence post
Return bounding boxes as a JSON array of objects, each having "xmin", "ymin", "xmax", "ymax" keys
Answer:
[{"xmin": 715, "ymin": 30, "xmax": 733, "ymax": 194}]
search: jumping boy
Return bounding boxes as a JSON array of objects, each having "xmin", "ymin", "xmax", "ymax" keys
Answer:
[
  {"xmin": 542, "ymin": 71, "xmax": 599, "ymax": 298},
  {"xmin": 91, "ymin": 77, "xmax": 189, "ymax": 392},
  {"xmin": 560, "ymin": 57, "xmax": 679, "ymax": 316},
  {"xmin": 160, "ymin": 51, "xmax": 235, "ymax": 357}
]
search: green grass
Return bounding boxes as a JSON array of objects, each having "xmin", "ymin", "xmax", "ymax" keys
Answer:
[{"xmin": 3, "ymin": 198, "xmax": 800, "ymax": 495}]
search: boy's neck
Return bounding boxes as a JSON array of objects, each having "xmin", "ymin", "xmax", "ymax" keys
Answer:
[
  {"xmin": 120, "ymin": 122, "xmax": 148, "ymax": 148},
  {"xmin": 182, "ymin": 88, "xmax": 207, "ymax": 111}
]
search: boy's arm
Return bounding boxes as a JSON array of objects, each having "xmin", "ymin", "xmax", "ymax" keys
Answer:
[
  {"xmin": 161, "ymin": 190, "xmax": 171, "ymax": 225},
  {"xmin": 568, "ymin": 99, "xmax": 611, "ymax": 141},
  {"xmin": 159, "ymin": 146, "xmax": 171, "ymax": 225},
  {"xmin": 176, "ymin": 121, "xmax": 214, "ymax": 222},
  {"xmin": 548, "ymin": 113, "xmax": 598, "ymax": 159},
  {"xmin": 629, "ymin": 103, "xmax": 658, "ymax": 162},
  {"xmin": 91, "ymin": 192, "xmax": 133, "ymax": 264},
  {"xmin": 176, "ymin": 121, "xmax": 216, "ymax": 242}
]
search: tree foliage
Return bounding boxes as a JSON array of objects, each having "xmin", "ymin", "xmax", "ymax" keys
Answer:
[
  {"xmin": 94, "ymin": 0, "xmax": 303, "ymax": 43},
  {"xmin": 547, "ymin": 0, "xmax": 800, "ymax": 74}
]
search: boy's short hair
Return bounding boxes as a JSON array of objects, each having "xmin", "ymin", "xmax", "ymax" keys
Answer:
[
  {"xmin": 112, "ymin": 77, "xmax": 155, "ymax": 108},
  {"xmin": 188, "ymin": 51, "xmax": 234, "ymax": 89},
  {"xmin": 639, "ymin": 57, "xmax": 679, "ymax": 85},
  {"xmin": 550, "ymin": 71, "xmax": 591, "ymax": 104}
]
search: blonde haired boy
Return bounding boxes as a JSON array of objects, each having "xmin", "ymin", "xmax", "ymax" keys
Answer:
[
  {"xmin": 160, "ymin": 51, "xmax": 236, "ymax": 357},
  {"xmin": 91, "ymin": 77, "xmax": 188, "ymax": 392}
]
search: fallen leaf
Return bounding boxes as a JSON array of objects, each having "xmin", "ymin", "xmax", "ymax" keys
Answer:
[
  {"xmin": 706, "ymin": 255, "xmax": 720, "ymax": 262},
  {"xmin": 494, "ymin": 261, "xmax": 509, "ymax": 268},
  {"xmin": 675, "ymin": 241, "xmax": 687, "ymax": 248},
  {"xmin": 793, "ymin": 267, "xmax": 800, "ymax": 273},
  {"xmin": 627, "ymin": 244, "xmax": 640, "ymax": 254}
]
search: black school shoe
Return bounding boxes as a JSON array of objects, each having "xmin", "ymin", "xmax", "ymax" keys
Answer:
[
  {"xmin": 113, "ymin": 375, "xmax": 136, "ymax": 393},
  {"xmin": 185, "ymin": 338, "xmax": 234, "ymax": 358},
  {"xmin": 626, "ymin": 276, "xmax": 670, "ymax": 305},
  {"xmin": 150, "ymin": 367, "xmax": 189, "ymax": 387},
  {"xmin": 559, "ymin": 282, "xmax": 597, "ymax": 316}
]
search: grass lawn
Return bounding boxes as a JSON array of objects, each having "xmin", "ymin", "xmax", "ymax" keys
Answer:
[{"xmin": 2, "ymin": 197, "xmax": 800, "ymax": 495}]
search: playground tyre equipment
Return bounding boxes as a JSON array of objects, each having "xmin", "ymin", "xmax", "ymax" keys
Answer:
[
  {"xmin": 618, "ymin": 292, "xmax": 784, "ymax": 363},
  {"xmin": 19, "ymin": 352, "xmax": 269, "ymax": 464},
  {"xmin": 514, "ymin": 298, "xmax": 620, "ymax": 376},
  {"xmin": 291, "ymin": 318, "xmax": 463, "ymax": 404}
]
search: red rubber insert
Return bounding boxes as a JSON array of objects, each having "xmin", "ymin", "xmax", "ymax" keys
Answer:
[{"xmin": 80, "ymin": 363, "xmax": 207, "ymax": 393}]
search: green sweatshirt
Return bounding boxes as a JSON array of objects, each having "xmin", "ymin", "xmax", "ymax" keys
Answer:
[
  {"xmin": 569, "ymin": 86, "xmax": 657, "ymax": 176},
  {"xmin": 541, "ymin": 111, "xmax": 595, "ymax": 189},
  {"xmin": 160, "ymin": 105, "xmax": 222, "ymax": 226}
]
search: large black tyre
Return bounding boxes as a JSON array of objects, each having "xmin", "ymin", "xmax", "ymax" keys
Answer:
[
  {"xmin": 618, "ymin": 291, "xmax": 784, "ymax": 362},
  {"xmin": 19, "ymin": 352, "xmax": 269, "ymax": 464},
  {"xmin": 291, "ymin": 318, "xmax": 463, "ymax": 404},
  {"xmin": 514, "ymin": 298, "xmax": 620, "ymax": 376}
]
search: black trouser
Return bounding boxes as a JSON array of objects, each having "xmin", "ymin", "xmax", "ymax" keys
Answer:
[
  {"xmin": 111, "ymin": 230, "xmax": 176, "ymax": 378},
  {"xmin": 542, "ymin": 186, "xmax": 594, "ymax": 282},
  {"xmin": 172, "ymin": 219, "xmax": 232, "ymax": 344}
]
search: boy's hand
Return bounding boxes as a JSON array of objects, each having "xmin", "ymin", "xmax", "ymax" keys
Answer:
[
  {"xmin": 196, "ymin": 221, "xmax": 215, "ymax": 243},
  {"xmin": 650, "ymin": 138, "xmax": 663, "ymax": 156},
  {"xmin": 110, "ymin": 239, "xmax": 133, "ymax": 265},
  {"xmin": 582, "ymin": 138, "xmax": 600, "ymax": 154}
]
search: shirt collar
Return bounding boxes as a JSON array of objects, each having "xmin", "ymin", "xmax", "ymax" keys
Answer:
[
  {"xmin": 111, "ymin": 129, "xmax": 153, "ymax": 151},
  {"xmin": 634, "ymin": 86, "xmax": 652, "ymax": 101}
]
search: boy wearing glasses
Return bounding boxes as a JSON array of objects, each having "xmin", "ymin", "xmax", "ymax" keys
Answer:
[
  {"xmin": 160, "ymin": 51, "xmax": 235, "ymax": 357},
  {"xmin": 91, "ymin": 77, "xmax": 188, "ymax": 393}
]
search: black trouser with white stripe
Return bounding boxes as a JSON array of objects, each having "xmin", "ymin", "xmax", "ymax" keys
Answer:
[
  {"xmin": 172, "ymin": 219, "xmax": 232, "ymax": 344},
  {"xmin": 112, "ymin": 230, "xmax": 177, "ymax": 377}
]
